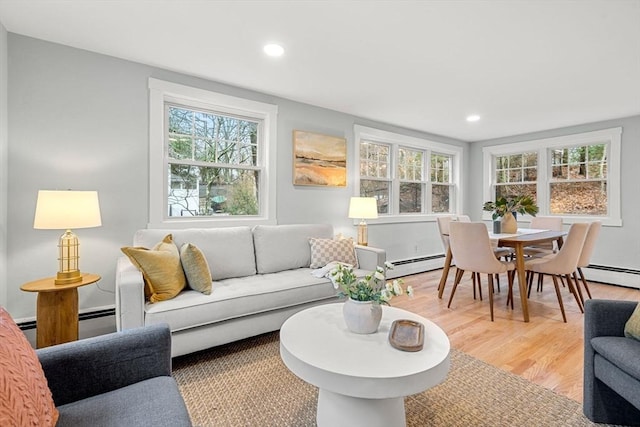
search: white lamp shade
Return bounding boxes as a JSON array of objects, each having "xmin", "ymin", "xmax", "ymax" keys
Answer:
[
  {"xmin": 34, "ymin": 190, "xmax": 102, "ymax": 230},
  {"xmin": 348, "ymin": 197, "xmax": 378, "ymax": 219}
]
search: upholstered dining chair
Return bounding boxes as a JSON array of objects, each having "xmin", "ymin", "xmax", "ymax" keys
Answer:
[
  {"xmin": 447, "ymin": 222, "xmax": 516, "ymax": 321},
  {"xmin": 524, "ymin": 216, "xmax": 563, "ymax": 257},
  {"xmin": 524, "ymin": 216, "xmax": 564, "ymax": 294},
  {"xmin": 523, "ymin": 222, "xmax": 589, "ymax": 322},
  {"xmin": 573, "ymin": 220, "xmax": 602, "ymax": 303},
  {"xmin": 437, "ymin": 215, "xmax": 510, "ymax": 298}
]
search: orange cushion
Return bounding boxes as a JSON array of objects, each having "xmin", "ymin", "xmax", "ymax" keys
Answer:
[{"xmin": 0, "ymin": 307, "xmax": 59, "ymax": 426}]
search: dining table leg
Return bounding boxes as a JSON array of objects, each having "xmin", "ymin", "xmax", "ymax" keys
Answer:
[
  {"xmin": 514, "ymin": 243, "xmax": 530, "ymax": 322},
  {"xmin": 437, "ymin": 247, "xmax": 453, "ymax": 299}
]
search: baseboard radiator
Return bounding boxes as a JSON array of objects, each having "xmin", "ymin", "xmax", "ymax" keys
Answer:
[
  {"xmin": 389, "ymin": 255, "xmax": 640, "ymax": 290},
  {"xmin": 18, "ymin": 307, "xmax": 115, "ymax": 331}
]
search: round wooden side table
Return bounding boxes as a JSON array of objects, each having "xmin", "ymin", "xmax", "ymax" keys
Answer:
[{"xmin": 21, "ymin": 273, "xmax": 100, "ymax": 348}]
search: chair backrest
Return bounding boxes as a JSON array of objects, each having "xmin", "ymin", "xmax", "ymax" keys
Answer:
[
  {"xmin": 530, "ymin": 216, "xmax": 563, "ymax": 231},
  {"xmin": 449, "ymin": 222, "xmax": 508, "ymax": 274},
  {"xmin": 531, "ymin": 222, "xmax": 589, "ymax": 275},
  {"xmin": 436, "ymin": 215, "xmax": 471, "ymax": 252},
  {"xmin": 529, "ymin": 216, "xmax": 563, "ymax": 250},
  {"xmin": 577, "ymin": 221, "xmax": 602, "ymax": 268}
]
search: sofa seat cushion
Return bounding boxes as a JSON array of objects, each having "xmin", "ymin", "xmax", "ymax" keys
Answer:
[
  {"xmin": 591, "ymin": 336, "xmax": 640, "ymax": 381},
  {"xmin": 593, "ymin": 353, "xmax": 640, "ymax": 411},
  {"xmin": 142, "ymin": 268, "xmax": 366, "ymax": 332},
  {"xmin": 56, "ymin": 376, "xmax": 190, "ymax": 427}
]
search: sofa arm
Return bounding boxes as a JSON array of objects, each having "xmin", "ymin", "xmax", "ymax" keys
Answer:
[
  {"xmin": 355, "ymin": 245, "xmax": 386, "ymax": 271},
  {"xmin": 584, "ymin": 299, "xmax": 638, "ymax": 341},
  {"xmin": 116, "ymin": 256, "xmax": 146, "ymax": 331},
  {"xmin": 37, "ymin": 324, "xmax": 172, "ymax": 407}
]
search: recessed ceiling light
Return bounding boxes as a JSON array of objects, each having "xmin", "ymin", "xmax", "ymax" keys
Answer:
[
  {"xmin": 466, "ymin": 114, "xmax": 481, "ymax": 122},
  {"xmin": 263, "ymin": 43, "xmax": 284, "ymax": 57}
]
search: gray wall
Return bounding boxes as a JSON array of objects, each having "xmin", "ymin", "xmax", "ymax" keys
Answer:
[
  {"xmin": 469, "ymin": 115, "xmax": 640, "ymax": 270},
  {"xmin": 5, "ymin": 33, "xmax": 637, "ymax": 320},
  {"xmin": 6, "ymin": 34, "xmax": 465, "ymax": 319},
  {"xmin": 0, "ymin": 22, "xmax": 7, "ymax": 308}
]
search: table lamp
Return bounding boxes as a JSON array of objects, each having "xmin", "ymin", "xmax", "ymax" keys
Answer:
[
  {"xmin": 33, "ymin": 190, "xmax": 102, "ymax": 285},
  {"xmin": 348, "ymin": 197, "xmax": 378, "ymax": 246}
]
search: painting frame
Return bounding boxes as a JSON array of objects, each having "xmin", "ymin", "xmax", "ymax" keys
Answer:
[{"xmin": 293, "ymin": 130, "xmax": 347, "ymax": 187}]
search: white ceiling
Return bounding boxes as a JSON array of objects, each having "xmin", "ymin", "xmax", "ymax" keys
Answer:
[{"xmin": 1, "ymin": 0, "xmax": 639, "ymax": 141}]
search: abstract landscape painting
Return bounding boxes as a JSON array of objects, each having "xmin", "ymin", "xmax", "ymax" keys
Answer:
[{"xmin": 293, "ymin": 130, "xmax": 347, "ymax": 186}]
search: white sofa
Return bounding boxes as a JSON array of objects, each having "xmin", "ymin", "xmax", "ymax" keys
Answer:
[{"xmin": 116, "ymin": 224, "xmax": 385, "ymax": 357}]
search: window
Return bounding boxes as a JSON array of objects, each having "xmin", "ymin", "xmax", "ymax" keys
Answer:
[
  {"xmin": 360, "ymin": 141, "xmax": 391, "ymax": 213},
  {"xmin": 482, "ymin": 128, "xmax": 621, "ymax": 226},
  {"xmin": 149, "ymin": 78, "xmax": 278, "ymax": 227},
  {"xmin": 355, "ymin": 125, "xmax": 463, "ymax": 222},
  {"xmin": 494, "ymin": 152, "xmax": 537, "ymax": 201}
]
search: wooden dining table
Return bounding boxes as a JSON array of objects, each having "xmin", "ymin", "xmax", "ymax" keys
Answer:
[{"xmin": 437, "ymin": 228, "xmax": 566, "ymax": 322}]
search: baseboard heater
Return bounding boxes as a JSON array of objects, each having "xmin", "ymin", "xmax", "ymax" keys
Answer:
[
  {"xmin": 390, "ymin": 256, "xmax": 640, "ymax": 290},
  {"xmin": 18, "ymin": 308, "xmax": 116, "ymax": 331}
]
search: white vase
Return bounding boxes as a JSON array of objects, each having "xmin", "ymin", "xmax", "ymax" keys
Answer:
[{"xmin": 342, "ymin": 298, "xmax": 383, "ymax": 334}]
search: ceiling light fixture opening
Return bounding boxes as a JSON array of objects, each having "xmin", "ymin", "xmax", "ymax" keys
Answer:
[
  {"xmin": 466, "ymin": 114, "xmax": 481, "ymax": 122},
  {"xmin": 263, "ymin": 43, "xmax": 284, "ymax": 57}
]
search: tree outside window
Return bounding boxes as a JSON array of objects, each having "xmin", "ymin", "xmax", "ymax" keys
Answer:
[{"xmin": 166, "ymin": 105, "xmax": 260, "ymax": 217}]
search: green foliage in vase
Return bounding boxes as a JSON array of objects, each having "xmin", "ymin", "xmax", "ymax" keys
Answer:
[
  {"xmin": 483, "ymin": 195, "xmax": 539, "ymax": 220},
  {"xmin": 329, "ymin": 262, "xmax": 413, "ymax": 305}
]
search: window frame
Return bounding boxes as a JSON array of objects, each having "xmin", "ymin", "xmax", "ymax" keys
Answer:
[
  {"xmin": 354, "ymin": 125, "xmax": 463, "ymax": 224},
  {"xmin": 149, "ymin": 78, "xmax": 278, "ymax": 228},
  {"xmin": 482, "ymin": 127, "xmax": 622, "ymax": 226}
]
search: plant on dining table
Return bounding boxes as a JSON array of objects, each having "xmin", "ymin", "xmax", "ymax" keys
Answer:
[
  {"xmin": 329, "ymin": 261, "xmax": 413, "ymax": 305},
  {"xmin": 483, "ymin": 195, "xmax": 539, "ymax": 220}
]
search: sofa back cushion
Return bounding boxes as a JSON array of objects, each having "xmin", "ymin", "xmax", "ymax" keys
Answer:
[
  {"xmin": 253, "ymin": 224, "xmax": 333, "ymax": 274},
  {"xmin": 133, "ymin": 227, "xmax": 256, "ymax": 280}
]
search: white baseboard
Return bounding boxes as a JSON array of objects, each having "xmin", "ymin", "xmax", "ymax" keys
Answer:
[
  {"xmin": 388, "ymin": 256, "xmax": 445, "ymax": 279},
  {"xmin": 583, "ymin": 267, "xmax": 640, "ymax": 289}
]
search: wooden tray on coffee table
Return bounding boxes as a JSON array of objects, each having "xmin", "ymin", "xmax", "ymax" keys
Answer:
[{"xmin": 389, "ymin": 319, "xmax": 425, "ymax": 352}]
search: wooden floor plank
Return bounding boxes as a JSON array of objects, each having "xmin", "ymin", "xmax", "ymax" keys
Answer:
[{"xmin": 392, "ymin": 268, "xmax": 640, "ymax": 403}]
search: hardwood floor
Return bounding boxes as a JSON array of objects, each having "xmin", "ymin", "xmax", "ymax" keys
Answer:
[{"xmin": 392, "ymin": 268, "xmax": 640, "ymax": 403}]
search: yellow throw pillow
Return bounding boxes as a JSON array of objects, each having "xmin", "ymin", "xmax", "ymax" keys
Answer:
[
  {"xmin": 624, "ymin": 302, "xmax": 640, "ymax": 341},
  {"xmin": 121, "ymin": 234, "xmax": 186, "ymax": 303},
  {"xmin": 180, "ymin": 243, "xmax": 212, "ymax": 295},
  {"xmin": 0, "ymin": 307, "xmax": 58, "ymax": 426}
]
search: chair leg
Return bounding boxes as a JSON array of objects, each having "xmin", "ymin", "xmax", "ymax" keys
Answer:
[
  {"xmin": 551, "ymin": 275, "xmax": 567, "ymax": 323},
  {"xmin": 537, "ymin": 273, "xmax": 544, "ymax": 292},
  {"xmin": 572, "ymin": 271, "xmax": 585, "ymax": 306},
  {"xmin": 495, "ymin": 273, "xmax": 501, "ymax": 293},
  {"xmin": 473, "ymin": 272, "xmax": 483, "ymax": 301},
  {"xmin": 487, "ymin": 274, "xmax": 495, "ymax": 321},
  {"xmin": 577, "ymin": 267, "xmax": 593, "ymax": 299},
  {"xmin": 507, "ymin": 270, "xmax": 515, "ymax": 309},
  {"xmin": 565, "ymin": 273, "xmax": 584, "ymax": 313},
  {"xmin": 526, "ymin": 271, "xmax": 535, "ymax": 298},
  {"xmin": 447, "ymin": 268, "xmax": 464, "ymax": 308}
]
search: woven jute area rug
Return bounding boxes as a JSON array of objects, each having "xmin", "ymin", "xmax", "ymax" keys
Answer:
[{"xmin": 172, "ymin": 331, "xmax": 610, "ymax": 427}]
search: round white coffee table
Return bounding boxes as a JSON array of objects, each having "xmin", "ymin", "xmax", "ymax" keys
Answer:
[{"xmin": 280, "ymin": 303, "xmax": 450, "ymax": 427}]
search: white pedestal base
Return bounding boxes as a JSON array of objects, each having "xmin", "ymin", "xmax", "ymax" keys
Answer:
[{"xmin": 317, "ymin": 389, "xmax": 406, "ymax": 427}]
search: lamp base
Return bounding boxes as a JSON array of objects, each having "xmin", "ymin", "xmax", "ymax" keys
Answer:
[
  {"xmin": 357, "ymin": 221, "xmax": 368, "ymax": 246},
  {"xmin": 55, "ymin": 270, "xmax": 82, "ymax": 285}
]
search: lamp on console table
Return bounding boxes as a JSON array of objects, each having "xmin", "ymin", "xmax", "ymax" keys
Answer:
[
  {"xmin": 348, "ymin": 197, "xmax": 378, "ymax": 246},
  {"xmin": 33, "ymin": 190, "xmax": 102, "ymax": 285}
]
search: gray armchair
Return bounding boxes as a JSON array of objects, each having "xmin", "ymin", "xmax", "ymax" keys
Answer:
[
  {"xmin": 583, "ymin": 299, "xmax": 640, "ymax": 425},
  {"xmin": 37, "ymin": 324, "xmax": 192, "ymax": 427}
]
